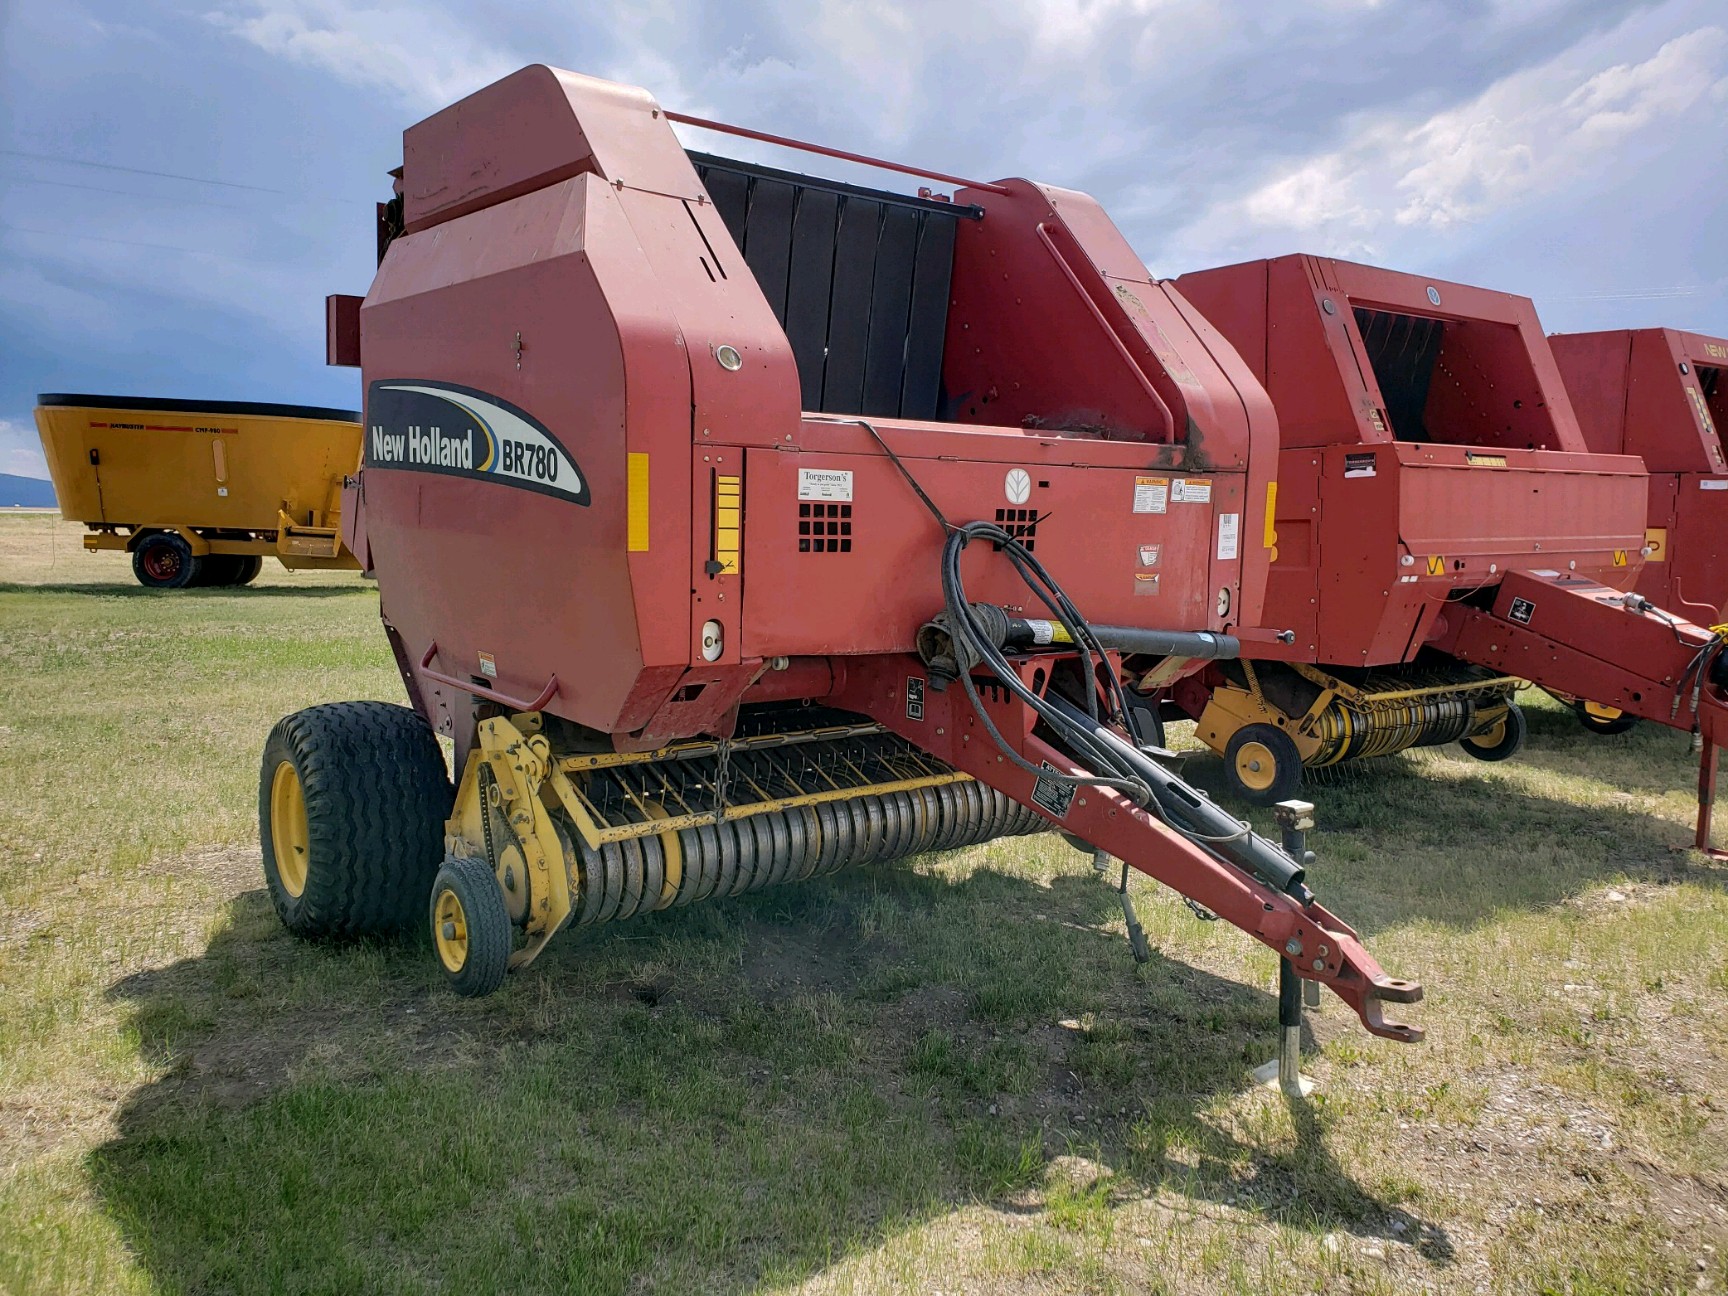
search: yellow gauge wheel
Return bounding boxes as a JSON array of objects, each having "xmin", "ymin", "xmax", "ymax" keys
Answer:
[
  {"xmin": 1234, "ymin": 741, "xmax": 1279, "ymax": 793},
  {"xmin": 269, "ymin": 760, "xmax": 310, "ymax": 899},
  {"xmin": 1460, "ymin": 701, "xmax": 1527, "ymax": 762},
  {"xmin": 428, "ymin": 856, "xmax": 512, "ymax": 996},
  {"xmin": 434, "ymin": 887, "xmax": 469, "ymax": 972},
  {"xmin": 1222, "ymin": 723, "xmax": 1302, "ymax": 806},
  {"xmin": 1474, "ymin": 715, "xmax": 1509, "ymax": 747},
  {"xmin": 1573, "ymin": 697, "xmax": 1639, "ymax": 736}
]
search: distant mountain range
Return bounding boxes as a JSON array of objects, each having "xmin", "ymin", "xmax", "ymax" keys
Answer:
[{"xmin": 0, "ymin": 474, "xmax": 57, "ymax": 508}]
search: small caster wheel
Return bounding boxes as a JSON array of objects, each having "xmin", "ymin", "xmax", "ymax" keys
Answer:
[
  {"xmin": 429, "ymin": 856, "xmax": 512, "ymax": 997},
  {"xmin": 1460, "ymin": 702, "xmax": 1527, "ymax": 762},
  {"xmin": 1574, "ymin": 699, "xmax": 1639, "ymax": 736},
  {"xmin": 1223, "ymin": 723, "xmax": 1304, "ymax": 807}
]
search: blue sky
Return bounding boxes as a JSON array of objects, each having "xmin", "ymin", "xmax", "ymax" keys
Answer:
[{"xmin": 2, "ymin": 0, "xmax": 1724, "ymax": 479}]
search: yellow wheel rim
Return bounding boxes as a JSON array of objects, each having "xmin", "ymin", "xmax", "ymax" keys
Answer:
[
  {"xmin": 1583, "ymin": 701, "xmax": 1623, "ymax": 722},
  {"xmin": 1234, "ymin": 740, "xmax": 1278, "ymax": 792},
  {"xmin": 1475, "ymin": 715, "xmax": 1508, "ymax": 746},
  {"xmin": 434, "ymin": 888, "xmax": 469, "ymax": 973},
  {"xmin": 270, "ymin": 761, "xmax": 310, "ymax": 898}
]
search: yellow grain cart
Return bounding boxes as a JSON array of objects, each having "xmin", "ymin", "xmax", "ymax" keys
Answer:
[{"xmin": 34, "ymin": 394, "xmax": 363, "ymax": 588}]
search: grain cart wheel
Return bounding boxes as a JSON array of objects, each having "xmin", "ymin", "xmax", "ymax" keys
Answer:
[
  {"xmin": 132, "ymin": 531, "xmax": 202, "ymax": 589},
  {"xmin": 258, "ymin": 702, "xmax": 453, "ymax": 940},
  {"xmin": 194, "ymin": 554, "xmax": 242, "ymax": 587},
  {"xmin": 230, "ymin": 555, "xmax": 265, "ymax": 586},
  {"xmin": 428, "ymin": 856, "xmax": 512, "ymax": 997},
  {"xmin": 1574, "ymin": 699, "xmax": 1640, "ymax": 736},
  {"xmin": 1460, "ymin": 702, "xmax": 1527, "ymax": 762},
  {"xmin": 1223, "ymin": 724, "xmax": 1303, "ymax": 806}
]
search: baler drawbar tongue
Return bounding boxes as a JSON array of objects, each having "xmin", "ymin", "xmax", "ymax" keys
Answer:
[{"xmin": 1041, "ymin": 693, "xmax": 1425, "ymax": 1043}]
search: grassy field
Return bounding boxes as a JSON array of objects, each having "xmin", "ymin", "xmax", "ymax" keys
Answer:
[{"xmin": 2, "ymin": 510, "xmax": 1726, "ymax": 1295}]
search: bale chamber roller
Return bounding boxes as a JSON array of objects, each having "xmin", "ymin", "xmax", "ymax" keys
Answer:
[
  {"xmin": 1159, "ymin": 257, "xmax": 1728, "ymax": 837},
  {"xmin": 259, "ymin": 64, "xmax": 1423, "ymax": 1045}
]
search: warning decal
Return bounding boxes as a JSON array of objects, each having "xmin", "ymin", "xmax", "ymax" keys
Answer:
[
  {"xmin": 1171, "ymin": 477, "xmax": 1212, "ymax": 504},
  {"xmin": 1509, "ymin": 597, "xmax": 1536, "ymax": 625},
  {"xmin": 1133, "ymin": 476, "xmax": 1169, "ymax": 514},
  {"xmin": 1612, "ymin": 549, "xmax": 1628, "ymax": 567},
  {"xmin": 1426, "ymin": 555, "xmax": 1446, "ymax": 576}
]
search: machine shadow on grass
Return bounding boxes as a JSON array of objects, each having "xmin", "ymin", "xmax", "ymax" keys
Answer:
[
  {"xmin": 87, "ymin": 850, "xmax": 1450, "ymax": 1294},
  {"xmin": 1178, "ymin": 732, "xmax": 1728, "ymax": 936}
]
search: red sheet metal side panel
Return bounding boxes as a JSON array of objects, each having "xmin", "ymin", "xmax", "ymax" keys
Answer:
[
  {"xmin": 1178, "ymin": 258, "xmax": 1377, "ymax": 451},
  {"xmin": 1553, "ymin": 327, "xmax": 1728, "ymax": 617},
  {"xmin": 358, "ymin": 174, "xmax": 692, "ymax": 738},
  {"xmin": 1550, "ymin": 331, "xmax": 1633, "ymax": 456},
  {"xmin": 1556, "ymin": 328, "xmax": 1728, "ymax": 474},
  {"xmin": 401, "ymin": 65, "xmax": 702, "ymax": 233},
  {"xmin": 1260, "ymin": 447, "xmax": 1323, "ymax": 654},
  {"xmin": 1668, "ymin": 476, "xmax": 1728, "ymax": 620},
  {"xmin": 739, "ymin": 440, "xmax": 1237, "ymax": 658}
]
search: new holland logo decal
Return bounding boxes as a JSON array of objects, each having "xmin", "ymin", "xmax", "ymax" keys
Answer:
[{"xmin": 365, "ymin": 381, "xmax": 590, "ymax": 505}]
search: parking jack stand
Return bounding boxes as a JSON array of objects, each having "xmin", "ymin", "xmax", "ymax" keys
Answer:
[
  {"xmin": 1252, "ymin": 801, "xmax": 1318, "ymax": 1097},
  {"xmin": 1093, "ymin": 848, "xmax": 1152, "ymax": 963}
]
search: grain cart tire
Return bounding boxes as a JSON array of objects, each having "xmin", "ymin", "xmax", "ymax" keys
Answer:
[
  {"xmin": 231, "ymin": 555, "xmax": 265, "ymax": 586},
  {"xmin": 1460, "ymin": 702, "xmax": 1527, "ymax": 762},
  {"xmin": 259, "ymin": 702, "xmax": 453, "ymax": 940},
  {"xmin": 429, "ymin": 856, "xmax": 512, "ymax": 996},
  {"xmin": 1574, "ymin": 700, "xmax": 1640, "ymax": 736},
  {"xmin": 132, "ymin": 531, "xmax": 202, "ymax": 589},
  {"xmin": 195, "ymin": 554, "xmax": 242, "ymax": 587},
  {"xmin": 1223, "ymin": 724, "xmax": 1303, "ymax": 806}
]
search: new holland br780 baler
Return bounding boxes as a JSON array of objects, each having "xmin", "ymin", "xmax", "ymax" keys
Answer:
[
  {"xmin": 258, "ymin": 65, "xmax": 1422, "ymax": 1044},
  {"xmin": 1552, "ymin": 328, "xmax": 1728, "ymax": 625},
  {"xmin": 1166, "ymin": 258, "xmax": 1728, "ymax": 838}
]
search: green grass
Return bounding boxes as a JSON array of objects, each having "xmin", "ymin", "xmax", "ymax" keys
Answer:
[{"xmin": 3, "ymin": 511, "xmax": 1728, "ymax": 1294}]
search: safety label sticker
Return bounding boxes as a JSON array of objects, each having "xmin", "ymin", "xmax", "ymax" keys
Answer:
[
  {"xmin": 1031, "ymin": 760, "xmax": 1075, "ymax": 818},
  {"xmin": 1138, "ymin": 543, "xmax": 1161, "ymax": 567},
  {"xmin": 1344, "ymin": 453, "xmax": 1377, "ymax": 478},
  {"xmin": 1171, "ymin": 477, "xmax": 1212, "ymax": 504},
  {"xmin": 1509, "ymin": 597, "xmax": 1536, "ymax": 625},
  {"xmin": 1612, "ymin": 549, "xmax": 1628, "ymax": 567},
  {"xmin": 478, "ymin": 651, "xmax": 497, "ymax": 679},
  {"xmin": 1134, "ymin": 573, "xmax": 1161, "ymax": 596},
  {"xmin": 905, "ymin": 676, "xmax": 925, "ymax": 721},
  {"xmin": 1701, "ymin": 479, "xmax": 1728, "ymax": 491},
  {"xmin": 1133, "ymin": 476, "xmax": 1169, "ymax": 514},
  {"xmin": 1426, "ymin": 555, "xmax": 1446, "ymax": 576},
  {"xmin": 798, "ymin": 467, "xmax": 854, "ymax": 502},
  {"xmin": 1216, "ymin": 512, "xmax": 1240, "ymax": 561},
  {"xmin": 1025, "ymin": 618, "xmax": 1063, "ymax": 645}
]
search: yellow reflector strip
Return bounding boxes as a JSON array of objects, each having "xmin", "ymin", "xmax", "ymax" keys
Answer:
[
  {"xmin": 1262, "ymin": 481, "xmax": 1278, "ymax": 552},
  {"xmin": 714, "ymin": 474, "xmax": 741, "ymax": 575},
  {"xmin": 627, "ymin": 453, "xmax": 650, "ymax": 552}
]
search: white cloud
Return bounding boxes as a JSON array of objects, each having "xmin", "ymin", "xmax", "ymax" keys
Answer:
[
  {"xmin": 0, "ymin": 419, "xmax": 49, "ymax": 480},
  {"xmin": 1166, "ymin": 23, "xmax": 1728, "ymax": 265},
  {"xmin": 205, "ymin": 1, "xmax": 517, "ymax": 109},
  {"xmin": 1395, "ymin": 27, "xmax": 1727, "ymax": 229}
]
